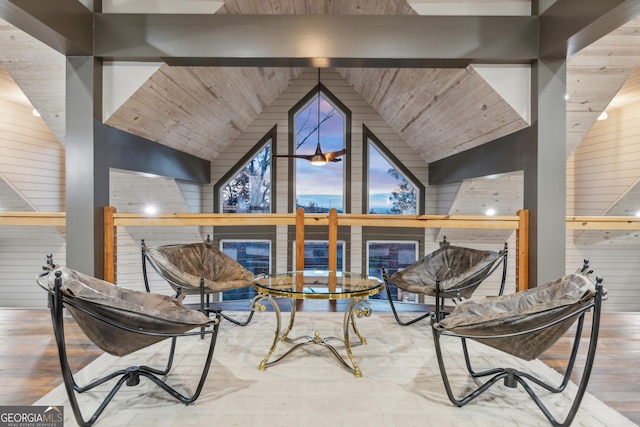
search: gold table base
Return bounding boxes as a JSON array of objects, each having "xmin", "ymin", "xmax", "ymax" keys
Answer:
[{"xmin": 250, "ymin": 294, "xmax": 374, "ymax": 377}]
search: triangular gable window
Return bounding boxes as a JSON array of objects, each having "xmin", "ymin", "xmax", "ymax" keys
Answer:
[{"xmin": 216, "ymin": 130, "xmax": 273, "ymax": 213}]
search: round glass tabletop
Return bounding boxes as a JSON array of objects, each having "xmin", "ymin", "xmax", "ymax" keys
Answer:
[{"xmin": 253, "ymin": 270, "xmax": 383, "ymax": 300}]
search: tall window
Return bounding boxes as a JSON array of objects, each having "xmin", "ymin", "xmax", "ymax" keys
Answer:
[
  {"xmin": 368, "ymin": 142, "xmax": 417, "ymax": 215},
  {"xmin": 219, "ymin": 139, "xmax": 271, "ymax": 213},
  {"xmin": 364, "ymin": 126, "xmax": 423, "ymax": 215},
  {"xmin": 220, "ymin": 240, "xmax": 271, "ymax": 300},
  {"xmin": 367, "ymin": 241, "xmax": 418, "ymax": 301},
  {"xmin": 294, "ymin": 89, "xmax": 347, "ymax": 213},
  {"xmin": 294, "ymin": 241, "xmax": 345, "ymax": 272}
]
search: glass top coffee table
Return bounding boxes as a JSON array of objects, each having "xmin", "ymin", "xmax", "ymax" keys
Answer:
[{"xmin": 251, "ymin": 270, "xmax": 383, "ymax": 377}]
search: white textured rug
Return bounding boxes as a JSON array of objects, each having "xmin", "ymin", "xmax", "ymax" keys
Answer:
[{"xmin": 36, "ymin": 312, "xmax": 636, "ymax": 427}]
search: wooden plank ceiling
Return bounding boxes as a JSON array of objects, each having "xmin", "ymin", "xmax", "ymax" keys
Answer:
[{"xmin": 1, "ymin": 0, "xmax": 640, "ymax": 245}]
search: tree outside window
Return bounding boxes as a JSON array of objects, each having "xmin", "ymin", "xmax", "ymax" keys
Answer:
[
  {"xmin": 368, "ymin": 143, "xmax": 416, "ymax": 215},
  {"xmin": 222, "ymin": 143, "xmax": 271, "ymax": 213}
]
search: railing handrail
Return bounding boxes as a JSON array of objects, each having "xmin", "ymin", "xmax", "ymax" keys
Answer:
[
  {"xmin": 3, "ymin": 211, "xmax": 639, "ymax": 229},
  {"xmin": 0, "ymin": 212, "xmax": 65, "ymax": 226},
  {"xmin": 7, "ymin": 208, "xmax": 639, "ymax": 291}
]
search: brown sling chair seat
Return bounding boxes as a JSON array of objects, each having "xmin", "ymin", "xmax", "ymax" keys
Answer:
[
  {"xmin": 37, "ymin": 257, "xmax": 222, "ymax": 427},
  {"xmin": 382, "ymin": 239, "xmax": 508, "ymax": 325},
  {"xmin": 431, "ymin": 262, "xmax": 605, "ymax": 427},
  {"xmin": 141, "ymin": 239, "xmax": 256, "ymax": 326}
]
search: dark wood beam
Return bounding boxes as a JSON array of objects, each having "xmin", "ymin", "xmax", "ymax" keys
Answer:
[
  {"xmin": 539, "ymin": 0, "xmax": 640, "ymax": 58},
  {"xmin": 94, "ymin": 14, "xmax": 537, "ymax": 66},
  {"xmin": 102, "ymin": 122, "xmax": 211, "ymax": 184},
  {"xmin": 428, "ymin": 127, "xmax": 531, "ymax": 185},
  {"xmin": 0, "ymin": 0, "xmax": 92, "ymax": 55}
]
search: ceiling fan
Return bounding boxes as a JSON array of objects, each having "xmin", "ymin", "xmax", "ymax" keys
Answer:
[{"xmin": 274, "ymin": 69, "xmax": 348, "ymax": 166}]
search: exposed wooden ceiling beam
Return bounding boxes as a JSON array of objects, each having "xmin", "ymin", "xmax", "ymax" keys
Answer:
[
  {"xmin": 428, "ymin": 127, "xmax": 531, "ymax": 185},
  {"xmin": 94, "ymin": 14, "xmax": 538, "ymax": 66},
  {"xmin": 0, "ymin": 0, "xmax": 92, "ymax": 55},
  {"xmin": 539, "ymin": 0, "xmax": 640, "ymax": 58}
]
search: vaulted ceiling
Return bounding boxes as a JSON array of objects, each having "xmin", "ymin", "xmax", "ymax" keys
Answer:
[{"xmin": 1, "ymin": 0, "xmax": 640, "ymax": 245}]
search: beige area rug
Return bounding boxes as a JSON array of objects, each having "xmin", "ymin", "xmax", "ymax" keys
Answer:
[{"xmin": 36, "ymin": 311, "xmax": 636, "ymax": 427}]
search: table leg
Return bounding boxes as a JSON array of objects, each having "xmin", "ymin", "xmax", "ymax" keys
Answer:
[
  {"xmin": 254, "ymin": 296, "xmax": 374, "ymax": 377},
  {"xmin": 281, "ymin": 298, "xmax": 297, "ymax": 342},
  {"xmin": 348, "ymin": 297, "xmax": 373, "ymax": 345},
  {"xmin": 341, "ymin": 297, "xmax": 373, "ymax": 377},
  {"xmin": 250, "ymin": 294, "xmax": 281, "ymax": 371}
]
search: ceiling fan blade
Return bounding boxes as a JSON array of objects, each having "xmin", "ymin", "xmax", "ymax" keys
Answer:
[
  {"xmin": 324, "ymin": 149, "xmax": 348, "ymax": 162},
  {"xmin": 273, "ymin": 154, "xmax": 315, "ymax": 161}
]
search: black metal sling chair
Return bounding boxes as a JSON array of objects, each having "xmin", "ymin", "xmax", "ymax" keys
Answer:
[
  {"xmin": 141, "ymin": 238, "xmax": 256, "ymax": 326},
  {"xmin": 382, "ymin": 238, "xmax": 508, "ymax": 326},
  {"xmin": 431, "ymin": 261, "xmax": 606, "ymax": 427},
  {"xmin": 37, "ymin": 256, "xmax": 222, "ymax": 427}
]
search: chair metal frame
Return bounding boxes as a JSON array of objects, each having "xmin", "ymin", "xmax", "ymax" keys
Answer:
[
  {"xmin": 141, "ymin": 239, "xmax": 255, "ymax": 326},
  {"xmin": 431, "ymin": 267, "xmax": 604, "ymax": 427},
  {"xmin": 38, "ymin": 268, "xmax": 222, "ymax": 427},
  {"xmin": 382, "ymin": 241, "xmax": 508, "ymax": 326}
]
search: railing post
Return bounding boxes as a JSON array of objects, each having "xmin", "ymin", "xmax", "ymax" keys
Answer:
[
  {"xmin": 328, "ymin": 208, "xmax": 338, "ymax": 292},
  {"xmin": 103, "ymin": 206, "xmax": 117, "ymax": 284},
  {"xmin": 295, "ymin": 208, "xmax": 305, "ymax": 291},
  {"xmin": 516, "ymin": 209, "xmax": 529, "ymax": 291}
]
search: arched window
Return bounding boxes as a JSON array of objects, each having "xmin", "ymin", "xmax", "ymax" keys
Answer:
[
  {"xmin": 215, "ymin": 129, "xmax": 273, "ymax": 214},
  {"xmin": 290, "ymin": 83, "xmax": 350, "ymax": 213},
  {"xmin": 364, "ymin": 126, "xmax": 423, "ymax": 215}
]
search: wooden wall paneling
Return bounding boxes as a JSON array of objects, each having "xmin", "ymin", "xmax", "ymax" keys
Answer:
[
  {"xmin": 0, "ymin": 81, "xmax": 64, "ymax": 214},
  {"xmin": 0, "ymin": 19, "xmax": 66, "ymax": 144},
  {"xmin": 566, "ymin": 235, "xmax": 640, "ymax": 312},
  {"xmin": 0, "ymin": 236, "xmax": 65, "ymax": 308},
  {"xmin": 565, "ymin": 17, "xmax": 640, "ymax": 156},
  {"xmin": 572, "ymin": 104, "xmax": 640, "ymax": 226},
  {"xmin": 109, "ymin": 170, "xmax": 201, "ymax": 245}
]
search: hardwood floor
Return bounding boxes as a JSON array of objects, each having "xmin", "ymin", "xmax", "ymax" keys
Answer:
[{"xmin": 1, "ymin": 305, "xmax": 638, "ymax": 425}]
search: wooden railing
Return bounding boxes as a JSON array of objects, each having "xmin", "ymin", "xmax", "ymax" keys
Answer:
[
  {"xmin": 566, "ymin": 216, "xmax": 640, "ymax": 230},
  {"xmin": 103, "ymin": 207, "xmax": 530, "ymax": 290},
  {"xmin": 22, "ymin": 208, "xmax": 640, "ymax": 292},
  {"xmin": 0, "ymin": 212, "xmax": 65, "ymax": 226}
]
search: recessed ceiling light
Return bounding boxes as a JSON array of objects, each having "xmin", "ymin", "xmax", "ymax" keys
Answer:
[
  {"xmin": 32, "ymin": 109, "xmax": 40, "ymax": 117},
  {"xmin": 597, "ymin": 111, "xmax": 608, "ymax": 121},
  {"xmin": 485, "ymin": 208, "xmax": 496, "ymax": 216},
  {"xmin": 635, "ymin": 211, "xmax": 640, "ymax": 218},
  {"xmin": 144, "ymin": 205, "xmax": 157, "ymax": 215}
]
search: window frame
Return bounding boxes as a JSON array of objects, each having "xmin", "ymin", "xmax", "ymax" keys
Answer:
[
  {"xmin": 214, "ymin": 126, "xmax": 276, "ymax": 214},
  {"xmin": 292, "ymin": 239, "xmax": 346, "ymax": 273},
  {"xmin": 362, "ymin": 125, "xmax": 424, "ymax": 216},
  {"xmin": 366, "ymin": 240, "xmax": 419, "ymax": 278},
  {"xmin": 366, "ymin": 239, "xmax": 420, "ymax": 302},
  {"xmin": 287, "ymin": 83, "xmax": 352, "ymax": 214},
  {"xmin": 219, "ymin": 239, "xmax": 272, "ymax": 275}
]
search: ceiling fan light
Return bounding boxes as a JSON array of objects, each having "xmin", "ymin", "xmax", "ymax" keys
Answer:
[{"xmin": 310, "ymin": 155, "xmax": 327, "ymax": 166}]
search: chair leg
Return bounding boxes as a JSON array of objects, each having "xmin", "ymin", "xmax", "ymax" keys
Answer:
[
  {"xmin": 196, "ymin": 276, "xmax": 255, "ymax": 326},
  {"xmin": 383, "ymin": 276, "xmax": 430, "ymax": 326},
  {"xmin": 139, "ymin": 310, "xmax": 222, "ymax": 405},
  {"xmin": 220, "ymin": 309, "xmax": 255, "ymax": 326},
  {"xmin": 433, "ymin": 330, "xmax": 509, "ymax": 407},
  {"xmin": 432, "ymin": 286, "xmax": 603, "ymax": 427},
  {"xmin": 49, "ymin": 288, "xmax": 222, "ymax": 426}
]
